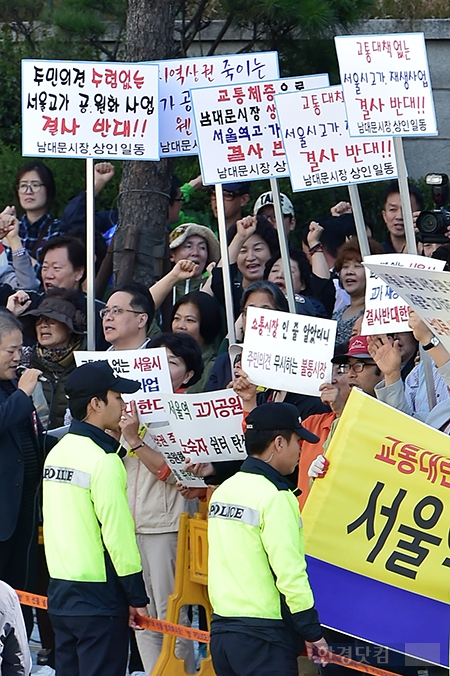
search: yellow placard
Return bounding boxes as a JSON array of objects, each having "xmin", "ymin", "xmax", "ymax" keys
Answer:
[{"xmin": 303, "ymin": 389, "xmax": 450, "ymax": 604}]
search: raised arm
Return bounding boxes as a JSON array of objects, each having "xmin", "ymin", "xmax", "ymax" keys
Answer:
[{"xmin": 149, "ymin": 259, "xmax": 199, "ymax": 309}]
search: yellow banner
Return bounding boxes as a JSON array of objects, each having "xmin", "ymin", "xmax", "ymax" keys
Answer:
[{"xmin": 303, "ymin": 389, "xmax": 450, "ymax": 604}]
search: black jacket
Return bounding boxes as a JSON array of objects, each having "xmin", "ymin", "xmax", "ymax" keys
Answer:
[{"xmin": 0, "ymin": 380, "xmax": 43, "ymax": 541}]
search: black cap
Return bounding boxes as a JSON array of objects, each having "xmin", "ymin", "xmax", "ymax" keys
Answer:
[
  {"xmin": 222, "ymin": 182, "xmax": 250, "ymax": 194},
  {"xmin": 65, "ymin": 361, "xmax": 140, "ymax": 403},
  {"xmin": 246, "ymin": 403, "xmax": 319, "ymax": 443}
]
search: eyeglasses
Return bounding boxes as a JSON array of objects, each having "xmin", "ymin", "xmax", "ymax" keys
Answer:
[
  {"xmin": 209, "ymin": 189, "xmax": 240, "ymax": 201},
  {"xmin": 338, "ymin": 362, "xmax": 377, "ymax": 374},
  {"xmin": 17, "ymin": 182, "xmax": 44, "ymax": 194},
  {"xmin": 99, "ymin": 306, "xmax": 143, "ymax": 319},
  {"xmin": 36, "ymin": 315, "xmax": 56, "ymax": 326},
  {"xmin": 172, "ymin": 196, "xmax": 186, "ymax": 203}
]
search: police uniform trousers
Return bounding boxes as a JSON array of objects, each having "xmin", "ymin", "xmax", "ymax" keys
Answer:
[
  {"xmin": 211, "ymin": 632, "xmax": 299, "ymax": 676},
  {"xmin": 49, "ymin": 613, "xmax": 129, "ymax": 676}
]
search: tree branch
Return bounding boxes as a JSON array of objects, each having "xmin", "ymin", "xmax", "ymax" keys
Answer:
[{"xmin": 207, "ymin": 13, "xmax": 233, "ymax": 55}]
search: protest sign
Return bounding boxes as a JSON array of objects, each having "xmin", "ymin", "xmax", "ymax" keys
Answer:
[
  {"xmin": 303, "ymin": 388, "xmax": 450, "ymax": 667},
  {"xmin": 191, "ymin": 74, "xmax": 329, "ymax": 185},
  {"xmin": 22, "ymin": 60, "xmax": 160, "ymax": 160},
  {"xmin": 335, "ymin": 33, "xmax": 437, "ymax": 137},
  {"xmin": 361, "ymin": 254, "xmax": 445, "ymax": 335},
  {"xmin": 363, "ymin": 262, "xmax": 450, "ymax": 354},
  {"xmin": 242, "ymin": 307, "xmax": 336, "ymax": 396},
  {"xmin": 156, "ymin": 52, "xmax": 280, "ymax": 157},
  {"xmin": 275, "ymin": 85, "xmax": 397, "ymax": 191},
  {"xmin": 74, "ymin": 349, "xmax": 172, "ymax": 423},
  {"xmin": 142, "ymin": 427, "xmax": 206, "ymax": 487},
  {"xmin": 155, "ymin": 390, "xmax": 245, "ymax": 463}
]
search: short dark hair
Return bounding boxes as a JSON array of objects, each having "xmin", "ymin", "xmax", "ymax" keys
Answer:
[
  {"xmin": 227, "ymin": 216, "xmax": 280, "ymax": 257},
  {"xmin": 264, "ymin": 246, "xmax": 312, "ymax": 293},
  {"xmin": 382, "ymin": 180, "xmax": 425, "ymax": 212},
  {"xmin": 15, "ymin": 162, "xmax": 56, "ymax": 211},
  {"xmin": 241, "ymin": 280, "xmax": 288, "ymax": 313},
  {"xmin": 150, "ymin": 331, "xmax": 203, "ymax": 387},
  {"xmin": 69, "ymin": 390, "xmax": 108, "ymax": 421},
  {"xmin": 171, "ymin": 291, "xmax": 223, "ymax": 345},
  {"xmin": 110, "ymin": 282, "xmax": 155, "ymax": 331},
  {"xmin": 39, "ymin": 235, "xmax": 86, "ymax": 284},
  {"xmin": 169, "ymin": 175, "xmax": 183, "ymax": 205},
  {"xmin": 66, "ymin": 226, "xmax": 108, "ymax": 275},
  {"xmin": 245, "ymin": 428, "xmax": 293, "ymax": 455}
]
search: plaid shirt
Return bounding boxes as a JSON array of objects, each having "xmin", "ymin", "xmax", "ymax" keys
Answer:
[{"xmin": 18, "ymin": 213, "xmax": 65, "ymax": 260}]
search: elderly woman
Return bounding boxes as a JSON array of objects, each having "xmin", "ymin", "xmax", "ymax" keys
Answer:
[
  {"xmin": 20, "ymin": 287, "xmax": 86, "ymax": 429},
  {"xmin": 149, "ymin": 223, "xmax": 221, "ymax": 311}
]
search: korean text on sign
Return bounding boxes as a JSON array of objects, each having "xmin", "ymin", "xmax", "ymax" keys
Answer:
[
  {"xmin": 191, "ymin": 74, "xmax": 328, "ymax": 185},
  {"xmin": 155, "ymin": 52, "xmax": 279, "ymax": 157},
  {"xmin": 363, "ymin": 263, "xmax": 450, "ymax": 355},
  {"xmin": 242, "ymin": 307, "xmax": 336, "ymax": 396},
  {"xmin": 275, "ymin": 84, "xmax": 398, "ymax": 192},
  {"xmin": 361, "ymin": 254, "xmax": 445, "ymax": 335},
  {"xmin": 303, "ymin": 389, "xmax": 450, "ymax": 667},
  {"xmin": 22, "ymin": 60, "xmax": 160, "ymax": 160},
  {"xmin": 145, "ymin": 427, "xmax": 206, "ymax": 487},
  {"xmin": 74, "ymin": 349, "xmax": 173, "ymax": 423},
  {"xmin": 334, "ymin": 33, "xmax": 437, "ymax": 137},
  {"xmin": 157, "ymin": 390, "xmax": 245, "ymax": 463}
]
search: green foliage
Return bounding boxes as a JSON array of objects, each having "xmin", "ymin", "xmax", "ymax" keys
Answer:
[{"xmin": 0, "ymin": 141, "xmax": 122, "ymax": 217}]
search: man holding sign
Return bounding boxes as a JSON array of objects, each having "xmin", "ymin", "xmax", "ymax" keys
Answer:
[{"xmin": 208, "ymin": 402, "xmax": 328, "ymax": 676}]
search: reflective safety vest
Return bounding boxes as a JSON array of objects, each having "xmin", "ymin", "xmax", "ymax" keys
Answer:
[
  {"xmin": 208, "ymin": 466, "xmax": 315, "ymax": 621},
  {"xmin": 43, "ymin": 431, "xmax": 142, "ymax": 583}
]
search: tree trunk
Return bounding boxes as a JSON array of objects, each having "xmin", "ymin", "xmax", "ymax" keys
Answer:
[{"xmin": 114, "ymin": 0, "xmax": 177, "ymax": 286}]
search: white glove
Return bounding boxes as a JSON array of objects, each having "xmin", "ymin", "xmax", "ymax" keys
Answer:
[{"xmin": 308, "ymin": 454, "xmax": 329, "ymax": 479}]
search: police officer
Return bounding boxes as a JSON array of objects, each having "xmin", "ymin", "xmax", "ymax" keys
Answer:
[
  {"xmin": 43, "ymin": 361, "xmax": 149, "ymax": 676},
  {"xmin": 208, "ymin": 402, "xmax": 329, "ymax": 676}
]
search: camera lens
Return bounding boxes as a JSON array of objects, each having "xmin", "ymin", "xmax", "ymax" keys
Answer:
[{"xmin": 419, "ymin": 213, "xmax": 439, "ymax": 233}]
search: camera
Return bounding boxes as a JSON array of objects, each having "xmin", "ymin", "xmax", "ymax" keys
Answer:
[{"xmin": 416, "ymin": 173, "xmax": 450, "ymax": 243}]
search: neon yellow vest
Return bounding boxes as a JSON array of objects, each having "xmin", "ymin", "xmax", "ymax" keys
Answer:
[
  {"xmin": 208, "ymin": 471, "xmax": 315, "ymax": 620},
  {"xmin": 43, "ymin": 432, "xmax": 142, "ymax": 582}
]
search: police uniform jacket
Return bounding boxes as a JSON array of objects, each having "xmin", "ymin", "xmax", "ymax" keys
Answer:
[
  {"xmin": 43, "ymin": 419, "xmax": 148, "ymax": 617},
  {"xmin": 208, "ymin": 456, "xmax": 322, "ymax": 648}
]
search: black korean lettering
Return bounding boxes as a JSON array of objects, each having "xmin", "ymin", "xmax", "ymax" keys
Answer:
[
  {"xmin": 347, "ymin": 482, "xmax": 407, "ymax": 563},
  {"xmin": 385, "ymin": 496, "xmax": 443, "ymax": 579}
]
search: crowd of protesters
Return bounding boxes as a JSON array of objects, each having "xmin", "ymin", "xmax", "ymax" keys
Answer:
[{"xmin": 0, "ymin": 160, "xmax": 448, "ymax": 676}]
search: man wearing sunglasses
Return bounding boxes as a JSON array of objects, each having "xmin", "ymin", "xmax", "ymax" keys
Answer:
[{"xmin": 209, "ymin": 182, "xmax": 251, "ymax": 231}]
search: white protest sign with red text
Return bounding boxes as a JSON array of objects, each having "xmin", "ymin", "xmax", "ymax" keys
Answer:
[
  {"xmin": 275, "ymin": 85, "xmax": 397, "ymax": 191},
  {"xmin": 363, "ymin": 263, "xmax": 450, "ymax": 354},
  {"xmin": 22, "ymin": 60, "xmax": 160, "ymax": 160},
  {"xmin": 191, "ymin": 74, "xmax": 329, "ymax": 185},
  {"xmin": 75, "ymin": 349, "xmax": 172, "ymax": 423},
  {"xmin": 361, "ymin": 254, "xmax": 445, "ymax": 335},
  {"xmin": 242, "ymin": 307, "xmax": 336, "ymax": 396},
  {"xmin": 335, "ymin": 33, "xmax": 437, "ymax": 137},
  {"xmin": 155, "ymin": 390, "xmax": 245, "ymax": 463},
  {"xmin": 156, "ymin": 52, "xmax": 280, "ymax": 157}
]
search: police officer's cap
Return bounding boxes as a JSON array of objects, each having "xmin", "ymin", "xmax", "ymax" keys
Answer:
[
  {"xmin": 65, "ymin": 360, "xmax": 140, "ymax": 403},
  {"xmin": 246, "ymin": 403, "xmax": 319, "ymax": 443}
]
